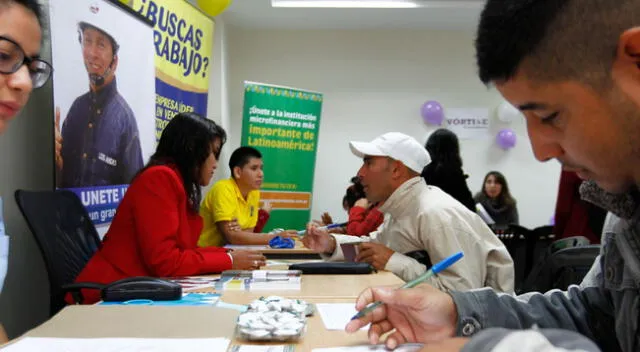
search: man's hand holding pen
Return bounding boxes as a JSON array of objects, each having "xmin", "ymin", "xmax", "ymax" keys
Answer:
[{"xmin": 301, "ymin": 222, "xmax": 336, "ymax": 254}]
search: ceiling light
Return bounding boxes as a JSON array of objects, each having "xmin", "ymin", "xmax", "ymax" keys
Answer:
[{"xmin": 272, "ymin": 0, "xmax": 420, "ymax": 8}]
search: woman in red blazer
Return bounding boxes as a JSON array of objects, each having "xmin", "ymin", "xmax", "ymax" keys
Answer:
[{"xmin": 72, "ymin": 113, "xmax": 266, "ymax": 304}]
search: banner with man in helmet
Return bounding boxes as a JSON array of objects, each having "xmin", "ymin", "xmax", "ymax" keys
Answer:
[
  {"xmin": 131, "ymin": 0, "xmax": 215, "ymax": 142},
  {"xmin": 49, "ymin": 0, "xmax": 155, "ymax": 235}
]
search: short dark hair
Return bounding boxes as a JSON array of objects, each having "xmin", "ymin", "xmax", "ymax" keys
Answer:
[
  {"xmin": 229, "ymin": 146, "xmax": 262, "ymax": 178},
  {"xmin": 476, "ymin": 0, "xmax": 638, "ymax": 86},
  {"xmin": 3, "ymin": 0, "xmax": 43, "ymax": 27},
  {"xmin": 143, "ymin": 112, "xmax": 226, "ymax": 213},
  {"xmin": 425, "ymin": 129, "xmax": 462, "ymax": 169}
]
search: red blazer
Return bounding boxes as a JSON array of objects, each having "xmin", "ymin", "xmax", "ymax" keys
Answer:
[
  {"xmin": 347, "ymin": 204, "xmax": 384, "ymax": 237},
  {"xmin": 71, "ymin": 165, "xmax": 232, "ymax": 304}
]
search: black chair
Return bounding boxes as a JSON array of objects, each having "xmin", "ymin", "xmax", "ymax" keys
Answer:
[
  {"xmin": 15, "ymin": 190, "xmax": 102, "ymax": 316},
  {"xmin": 493, "ymin": 224, "xmax": 531, "ymax": 290},
  {"xmin": 519, "ymin": 244, "xmax": 600, "ymax": 293},
  {"xmin": 525, "ymin": 225, "xmax": 556, "ymax": 279}
]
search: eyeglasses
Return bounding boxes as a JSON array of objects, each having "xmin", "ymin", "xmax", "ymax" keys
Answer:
[{"xmin": 0, "ymin": 36, "xmax": 52, "ymax": 89}]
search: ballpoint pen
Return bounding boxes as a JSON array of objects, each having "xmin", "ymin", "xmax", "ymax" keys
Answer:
[
  {"xmin": 351, "ymin": 251, "xmax": 464, "ymax": 320},
  {"xmin": 296, "ymin": 222, "xmax": 347, "ymax": 237}
]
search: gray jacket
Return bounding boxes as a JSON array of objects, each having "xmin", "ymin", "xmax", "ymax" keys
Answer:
[{"xmin": 452, "ymin": 181, "xmax": 640, "ymax": 352}]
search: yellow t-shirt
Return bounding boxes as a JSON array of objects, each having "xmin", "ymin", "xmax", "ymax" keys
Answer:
[{"xmin": 198, "ymin": 178, "xmax": 260, "ymax": 247}]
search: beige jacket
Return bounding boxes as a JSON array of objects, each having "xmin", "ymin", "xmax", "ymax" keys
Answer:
[{"xmin": 324, "ymin": 177, "xmax": 514, "ymax": 293}]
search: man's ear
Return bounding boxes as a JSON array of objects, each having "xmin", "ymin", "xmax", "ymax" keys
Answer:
[
  {"xmin": 233, "ymin": 166, "xmax": 242, "ymax": 180},
  {"xmin": 110, "ymin": 55, "xmax": 119, "ymax": 72},
  {"xmin": 613, "ymin": 27, "xmax": 640, "ymax": 103},
  {"xmin": 615, "ymin": 27, "xmax": 640, "ymax": 73},
  {"xmin": 389, "ymin": 160, "xmax": 404, "ymax": 179}
]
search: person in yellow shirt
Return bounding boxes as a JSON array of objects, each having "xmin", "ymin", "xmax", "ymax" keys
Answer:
[{"xmin": 199, "ymin": 147, "xmax": 295, "ymax": 246}]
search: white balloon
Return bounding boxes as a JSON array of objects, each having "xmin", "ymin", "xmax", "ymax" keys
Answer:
[{"xmin": 496, "ymin": 101, "xmax": 521, "ymax": 123}]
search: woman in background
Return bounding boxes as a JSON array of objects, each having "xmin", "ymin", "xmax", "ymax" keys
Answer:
[
  {"xmin": 318, "ymin": 177, "xmax": 384, "ymax": 236},
  {"xmin": 344, "ymin": 177, "xmax": 383, "ymax": 237},
  {"xmin": 475, "ymin": 171, "xmax": 519, "ymax": 226},
  {"xmin": 72, "ymin": 113, "xmax": 266, "ymax": 304},
  {"xmin": 0, "ymin": 0, "xmax": 53, "ymax": 342},
  {"xmin": 421, "ymin": 129, "xmax": 476, "ymax": 211}
]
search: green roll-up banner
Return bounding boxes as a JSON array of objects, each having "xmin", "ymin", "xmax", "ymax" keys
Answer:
[{"xmin": 241, "ymin": 81, "xmax": 323, "ymax": 231}]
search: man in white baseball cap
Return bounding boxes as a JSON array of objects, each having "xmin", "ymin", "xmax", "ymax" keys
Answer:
[
  {"xmin": 303, "ymin": 132, "xmax": 514, "ymax": 293},
  {"xmin": 349, "ymin": 132, "xmax": 431, "ymax": 175}
]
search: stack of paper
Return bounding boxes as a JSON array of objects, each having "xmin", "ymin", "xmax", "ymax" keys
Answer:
[
  {"xmin": 215, "ymin": 270, "xmax": 302, "ymax": 291},
  {"xmin": 167, "ymin": 276, "xmax": 219, "ymax": 291}
]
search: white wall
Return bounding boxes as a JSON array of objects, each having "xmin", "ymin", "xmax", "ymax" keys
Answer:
[
  {"xmin": 206, "ymin": 15, "xmax": 232, "ymax": 185},
  {"xmin": 227, "ymin": 28, "xmax": 561, "ymax": 228}
]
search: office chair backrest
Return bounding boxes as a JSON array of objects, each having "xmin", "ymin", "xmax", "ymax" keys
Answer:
[
  {"xmin": 493, "ymin": 224, "xmax": 530, "ymax": 290},
  {"xmin": 525, "ymin": 225, "xmax": 557, "ymax": 281},
  {"xmin": 519, "ymin": 245, "xmax": 600, "ymax": 293},
  {"xmin": 14, "ymin": 190, "xmax": 101, "ymax": 316}
]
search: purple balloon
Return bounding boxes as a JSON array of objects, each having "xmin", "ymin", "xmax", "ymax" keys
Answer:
[
  {"xmin": 421, "ymin": 100, "xmax": 444, "ymax": 125},
  {"xmin": 496, "ymin": 128, "xmax": 517, "ymax": 149},
  {"xmin": 549, "ymin": 214, "xmax": 555, "ymax": 226}
]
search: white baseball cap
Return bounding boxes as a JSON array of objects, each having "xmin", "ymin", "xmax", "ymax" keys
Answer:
[{"xmin": 349, "ymin": 132, "xmax": 431, "ymax": 173}]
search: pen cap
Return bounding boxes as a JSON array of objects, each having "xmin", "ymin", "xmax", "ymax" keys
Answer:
[{"xmin": 431, "ymin": 252, "xmax": 463, "ymax": 274}]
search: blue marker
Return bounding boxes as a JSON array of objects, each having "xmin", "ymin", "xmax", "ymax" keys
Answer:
[
  {"xmin": 297, "ymin": 222, "xmax": 347, "ymax": 237},
  {"xmin": 351, "ymin": 251, "xmax": 464, "ymax": 320}
]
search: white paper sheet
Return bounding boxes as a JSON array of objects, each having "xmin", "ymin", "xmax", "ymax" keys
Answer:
[
  {"xmin": 315, "ymin": 303, "xmax": 370, "ymax": 331},
  {"xmin": 265, "ymin": 259, "xmax": 289, "ymax": 266},
  {"xmin": 1, "ymin": 337, "xmax": 230, "ymax": 351}
]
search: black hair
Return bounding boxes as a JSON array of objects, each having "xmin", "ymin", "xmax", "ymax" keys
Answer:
[
  {"xmin": 3, "ymin": 0, "xmax": 43, "ymax": 27},
  {"xmin": 142, "ymin": 112, "xmax": 226, "ymax": 213},
  {"xmin": 476, "ymin": 0, "xmax": 638, "ymax": 87},
  {"xmin": 343, "ymin": 176, "xmax": 366, "ymax": 210},
  {"xmin": 480, "ymin": 171, "xmax": 516, "ymax": 208},
  {"xmin": 424, "ymin": 129, "xmax": 463, "ymax": 169},
  {"xmin": 229, "ymin": 146, "xmax": 262, "ymax": 178}
]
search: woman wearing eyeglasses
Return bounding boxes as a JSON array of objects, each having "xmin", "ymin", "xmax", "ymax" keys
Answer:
[
  {"xmin": 0, "ymin": 0, "xmax": 52, "ymax": 133},
  {"xmin": 0, "ymin": 0, "xmax": 53, "ymax": 344}
]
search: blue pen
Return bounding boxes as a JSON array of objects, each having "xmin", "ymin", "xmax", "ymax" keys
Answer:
[
  {"xmin": 351, "ymin": 251, "xmax": 464, "ymax": 320},
  {"xmin": 297, "ymin": 222, "xmax": 347, "ymax": 236}
]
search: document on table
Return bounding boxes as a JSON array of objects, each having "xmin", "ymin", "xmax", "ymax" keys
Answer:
[
  {"xmin": 312, "ymin": 344, "xmax": 424, "ymax": 352},
  {"xmin": 230, "ymin": 345, "xmax": 295, "ymax": 352},
  {"xmin": 316, "ymin": 303, "xmax": 370, "ymax": 331},
  {"xmin": 224, "ymin": 244, "xmax": 269, "ymax": 250},
  {"xmin": 1, "ymin": 337, "xmax": 230, "ymax": 351}
]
